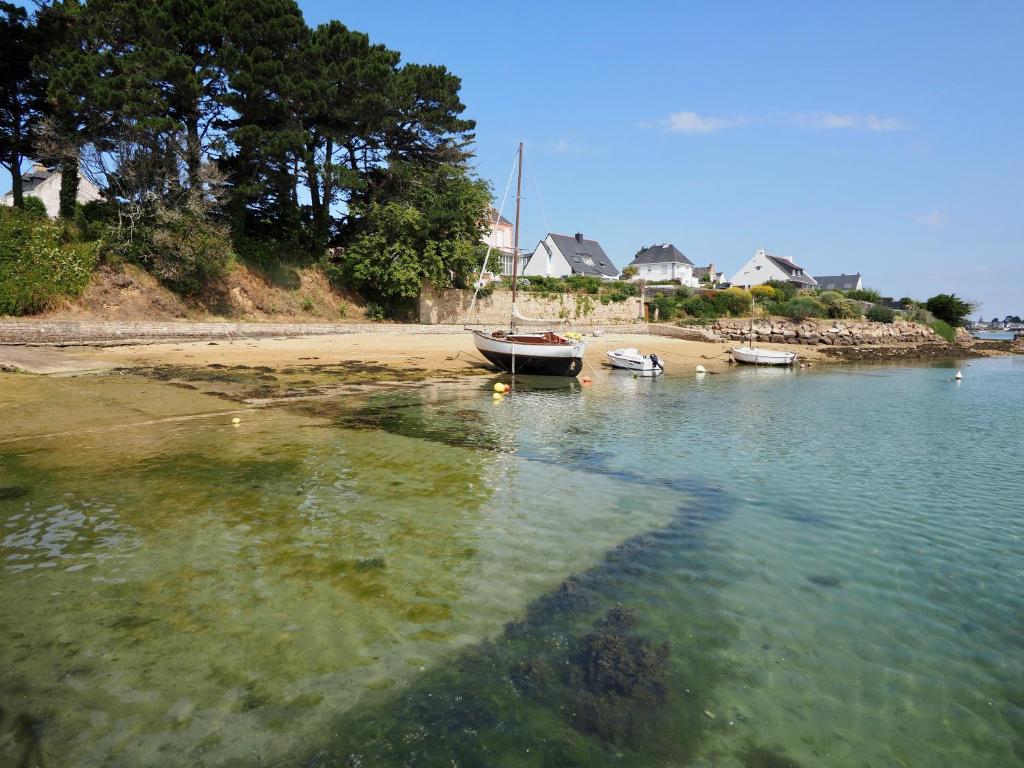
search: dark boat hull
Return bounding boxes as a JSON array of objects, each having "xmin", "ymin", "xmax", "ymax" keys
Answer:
[
  {"xmin": 478, "ymin": 348, "xmax": 583, "ymax": 376},
  {"xmin": 471, "ymin": 330, "xmax": 585, "ymax": 377}
]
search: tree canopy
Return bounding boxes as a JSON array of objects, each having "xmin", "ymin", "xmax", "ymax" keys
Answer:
[
  {"xmin": 925, "ymin": 293, "xmax": 976, "ymax": 327},
  {"xmin": 1, "ymin": 0, "xmax": 489, "ymax": 306}
]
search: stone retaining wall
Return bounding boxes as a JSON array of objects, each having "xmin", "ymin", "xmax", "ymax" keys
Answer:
[
  {"xmin": 0, "ymin": 320, "xmax": 469, "ymax": 346},
  {"xmin": 705, "ymin": 318, "xmax": 949, "ymax": 345},
  {"xmin": 419, "ymin": 285, "xmax": 642, "ymax": 326}
]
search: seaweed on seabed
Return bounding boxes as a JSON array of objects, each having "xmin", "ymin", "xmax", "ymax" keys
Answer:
[
  {"xmin": 301, "ymin": 487, "xmax": 737, "ymax": 767},
  {"xmin": 566, "ymin": 604, "xmax": 671, "ymax": 744}
]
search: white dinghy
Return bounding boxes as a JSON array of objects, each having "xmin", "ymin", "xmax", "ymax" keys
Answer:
[
  {"xmin": 730, "ymin": 346, "xmax": 797, "ymax": 366},
  {"xmin": 606, "ymin": 348, "xmax": 664, "ymax": 376}
]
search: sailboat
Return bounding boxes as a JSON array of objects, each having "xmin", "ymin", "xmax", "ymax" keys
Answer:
[
  {"xmin": 470, "ymin": 143, "xmax": 586, "ymax": 377},
  {"xmin": 729, "ymin": 291, "xmax": 797, "ymax": 366}
]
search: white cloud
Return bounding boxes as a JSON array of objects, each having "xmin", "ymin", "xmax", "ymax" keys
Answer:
[
  {"xmin": 786, "ymin": 112, "xmax": 907, "ymax": 131},
  {"xmin": 662, "ymin": 111, "xmax": 748, "ymax": 134},
  {"xmin": 653, "ymin": 110, "xmax": 907, "ymax": 134},
  {"xmin": 914, "ymin": 210, "xmax": 946, "ymax": 228},
  {"xmin": 550, "ymin": 138, "xmax": 569, "ymax": 154}
]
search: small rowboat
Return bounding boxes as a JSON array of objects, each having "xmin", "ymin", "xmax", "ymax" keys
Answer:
[
  {"xmin": 730, "ymin": 346, "xmax": 797, "ymax": 366},
  {"xmin": 606, "ymin": 348, "xmax": 664, "ymax": 376}
]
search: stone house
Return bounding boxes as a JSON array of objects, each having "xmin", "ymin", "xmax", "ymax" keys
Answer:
[{"xmin": 2, "ymin": 161, "xmax": 102, "ymax": 218}]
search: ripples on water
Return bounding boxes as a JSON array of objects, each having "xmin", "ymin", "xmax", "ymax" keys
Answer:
[{"xmin": 1, "ymin": 357, "xmax": 1023, "ymax": 766}]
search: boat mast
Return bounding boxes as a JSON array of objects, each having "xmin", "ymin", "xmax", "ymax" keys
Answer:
[{"xmin": 510, "ymin": 141, "xmax": 523, "ymax": 331}]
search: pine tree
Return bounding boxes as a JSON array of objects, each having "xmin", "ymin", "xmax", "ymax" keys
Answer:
[{"xmin": 0, "ymin": 2, "xmax": 47, "ymax": 209}]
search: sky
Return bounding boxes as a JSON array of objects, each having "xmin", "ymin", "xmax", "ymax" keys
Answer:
[{"xmin": 6, "ymin": 1, "xmax": 1023, "ymax": 317}]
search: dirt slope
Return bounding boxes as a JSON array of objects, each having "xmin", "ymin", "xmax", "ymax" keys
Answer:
[{"xmin": 38, "ymin": 261, "xmax": 368, "ymax": 323}]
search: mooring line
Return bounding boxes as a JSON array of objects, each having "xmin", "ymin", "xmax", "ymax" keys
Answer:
[{"xmin": 0, "ymin": 408, "xmax": 254, "ymax": 445}]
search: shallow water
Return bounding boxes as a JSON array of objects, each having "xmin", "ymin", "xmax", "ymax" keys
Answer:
[{"xmin": 1, "ymin": 357, "xmax": 1022, "ymax": 766}]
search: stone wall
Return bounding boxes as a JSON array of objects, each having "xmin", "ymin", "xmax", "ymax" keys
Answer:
[
  {"xmin": 0, "ymin": 320, "xmax": 469, "ymax": 346},
  {"xmin": 706, "ymin": 318, "xmax": 945, "ymax": 345},
  {"xmin": 419, "ymin": 285, "xmax": 643, "ymax": 326}
]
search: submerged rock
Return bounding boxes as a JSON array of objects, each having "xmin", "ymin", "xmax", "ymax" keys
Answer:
[
  {"xmin": 806, "ymin": 575, "xmax": 842, "ymax": 589},
  {"xmin": 0, "ymin": 485, "xmax": 29, "ymax": 501}
]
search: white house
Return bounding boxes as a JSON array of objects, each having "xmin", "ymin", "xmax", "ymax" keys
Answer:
[
  {"xmin": 521, "ymin": 232, "xmax": 619, "ymax": 279},
  {"xmin": 730, "ymin": 248, "xmax": 818, "ymax": 289},
  {"xmin": 814, "ymin": 273, "xmax": 863, "ymax": 292},
  {"xmin": 625, "ymin": 243, "xmax": 699, "ymax": 287},
  {"xmin": 2, "ymin": 162, "xmax": 102, "ymax": 218},
  {"xmin": 481, "ymin": 206, "xmax": 516, "ymax": 275}
]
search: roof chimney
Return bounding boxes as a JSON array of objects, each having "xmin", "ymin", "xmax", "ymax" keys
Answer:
[{"xmin": 574, "ymin": 232, "xmax": 583, "ymax": 243}]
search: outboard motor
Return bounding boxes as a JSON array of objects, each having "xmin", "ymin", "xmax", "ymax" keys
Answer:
[{"xmin": 650, "ymin": 353, "xmax": 662, "ymax": 369}]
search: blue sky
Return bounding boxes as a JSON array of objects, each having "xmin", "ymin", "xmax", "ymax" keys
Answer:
[
  {"xmin": 302, "ymin": 0, "xmax": 1022, "ymax": 316},
  {"xmin": 6, "ymin": 1, "xmax": 1022, "ymax": 316}
]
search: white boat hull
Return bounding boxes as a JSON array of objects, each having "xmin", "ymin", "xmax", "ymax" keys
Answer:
[
  {"xmin": 730, "ymin": 346, "xmax": 797, "ymax": 366},
  {"xmin": 605, "ymin": 348, "xmax": 664, "ymax": 376},
  {"xmin": 472, "ymin": 330, "xmax": 585, "ymax": 376}
]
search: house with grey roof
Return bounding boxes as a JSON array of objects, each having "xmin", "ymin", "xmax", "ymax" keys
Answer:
[
  {"xmin": 814, "ymin": 273, "xmax": 863, "ymax": 292},
  {"xmin": 521, "ymin": 232, "xmax": 619, "ymax": 279},
  {"xmin": 625, "ymin": 243, "xmax": 699, "ymax": 287},
  {"xmin": 693, "ymin": 264, "xmax": 727, "ymax": 286},
  {"xmin": 730, "ymin": 248, "xmax": 818, "ymax": 289},
  {"xmin": 1, "ymin": 161, "xmax": 101, "ymax": 218}
]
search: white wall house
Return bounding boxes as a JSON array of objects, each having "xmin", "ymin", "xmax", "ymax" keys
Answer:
[
  {"xmin": 521, "ymin": 232, "xmax": 619, "ymax": 279},
  {"xmin": 730, "ymin": 248, "xmax": 818, "ymax": 289},
  {"xmin": 480, "ymin": 206, "xmax": 517, "ymax": 276},
  {"xmin": 814, "ymin": 273, "xmax": 863, "ymax": 292},
  {"xmin": 2, "ymin": 162, "xmax": 102, "ymax": 218},
  {"xmin": 625, "ymin": 243, "xmax": 699, "ymax": 287}
]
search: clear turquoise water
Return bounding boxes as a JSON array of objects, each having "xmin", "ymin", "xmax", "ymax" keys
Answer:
[{"xmin": 1, "ymin": 356, "xmax": 1022, "ymax": 766}]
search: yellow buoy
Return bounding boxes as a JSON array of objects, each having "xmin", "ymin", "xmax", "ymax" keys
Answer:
[
  {"xmin": 232, "ymin": 417, "xmax": 241, "ymax": 426},
  {"xmin": 493, "ymin": 382, "xmax": 506, "ymax": 393}
]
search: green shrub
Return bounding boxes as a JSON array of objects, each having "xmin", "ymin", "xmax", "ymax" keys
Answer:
[
  {"xmin": 904, "ymin": 303, "xmax": 934, "ymax": 324},
  {"xmin": 131, "ymin": 206, "xmax": 234, "ymax": 295},
  {"xmin": 828, "ymin": 297, "xmax": 862, "ymax": 319},
  {"xmin": 300, "ymin": 296, "xmax": 315, "ymax": 312},
  {"xmin": 682, "ymin": 295, "xmax": 714, "ymax": 317},
  {"xmin": 782, "ymin": 297, "xmax": 827, "ymax": 321},
  {"xmin": 564, "ymin": 274, "xmax": 603, "ymax": 294},
  {"xmin": 364, "ymin": 301, "xmax": 387, "ymax": 321},
  {"xmin": 816, "ymin": 290, "xmax": 844, "ymax": 306},
  {"xmin": 649, "ymin": 292, "xmax": 679, "ymax": 320},
  {"xmin": 600, "ymin": 281, "xmax": 638, "ymax": 303},
  {"xmin": 750, "ymin": 283, "xmax": 778, "ymax": 302},
  {"xmin": 931, "ymin": 319, "xmax": 955, "ymax": 342},
  {"xmin": 764, "ymin": 279, "xmax": 797, "ymax": 301},
  {"xmin": 866, "ymin": 305, "xmax": 896, "ymax": 323},
  {"xmin": 719, "ymin": 287, "xmax": 752, "ymax": 316},
  {"xmin": 0, "ymin": 207, "xmax": 98, "ymax": 315},
  {"xmin": 524, "ymin": 275, "xmax": 566, "ymax": 295},
  {"xmin": 21, "ymin": 196, "xmax": 47, "ymax": 218},
  {"xmin": 846, "ymin": 287, "xmax": 883, "ymax": 303}
]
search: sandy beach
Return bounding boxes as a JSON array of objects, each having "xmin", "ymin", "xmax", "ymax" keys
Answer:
[{"xmin": 0, "ymin": 330, "xmax": 826, "ymax": 378}]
